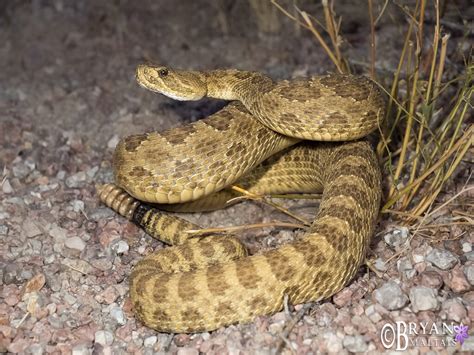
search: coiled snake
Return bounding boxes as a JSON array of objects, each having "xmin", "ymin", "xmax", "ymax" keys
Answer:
[{"xmin": 98, "ymin": 64, "xmax": 385, "ymax": 333}]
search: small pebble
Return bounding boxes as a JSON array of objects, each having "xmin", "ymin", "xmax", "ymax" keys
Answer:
[
  {"xmin": 412, "ymin": 253, "xmax": 425, "ymax": 264},
  {"xmin": 46, "ymin": 303, "xmax": 57, "ymax": 314},
  {"xmin": 383, "ymin": 227, "xmax": 409, "ymax": 248},
  {"xmin": 71, "ymin": 199, "xmax": 85, "ymax": 212},
  {"xmin": 95, "ymin": 330, "xmax": 114, "ymax": 346},
  {"xmin": 364, "ymin": 305, "xmax": 381, "ymax": 323},
  {"xmin": 2, "ymin": 179, "xmax": 14, "ymax": 194},
  {"xmin": 7, "ymin": 338, "xmax": 30, "ymax": 353},
  {"xmin": 174, "ymin": 334, "xmax": 191, "ymax": 347},
  {"xmin": 373, "ymin": 258, "xmax": 388, "ymax": 272},
  {"xmin": 342, "ymin": 335, "xmax": 368, "ymax": 353},
  {"xmin": 86, "ymin": 166, "xmax": 99, "ymax": 179},
  {"xmin": 374, "ymin": 281, "xmax": 408, "ymax": 310},
  {"xmin": 22, "ymin": 220, "xmax": 42, "ymax": 238},
  {"xmin": 43, "ymin": 254, "xmax": 56, "ymax": 265},
  {"xmin": 56, "ymin": 170, "xmax": 66, "ymax": 180},
  {"xmin": 110, "ymin": 306, "xmax": 126, "ymax": 325},
  {"xmin": 90, "ymin": 258, "xmax": 113, "ymax": 271},
  {"xmin": 2, "ymin": 264, "xmax": 22, "ymax": 285},
  {"xmin": 132, "ymin": 330, "xmax": 142, "ymax": 346},
  {"xmin": 28, "ymin": 343, "xmax": 45, "ymax": 355},
  {"xmin": 63, "ymin": 293, "xmax": 77, "ymax": 305},
  {"xmin": 333, "ymin": 287, "xmax": 354, "ymax": 307},
  {"xmin": 426, "ymin": 248, "xmax": 458, "ymax": 270},
  {"xmin": 110, "ymin": 239, "xmax": 129, "ymax": 255},
  {"xmin": 65, "ymin": 171, "xmax": 87, "ymax": 188},
  {"xmin": 464, "ymin": 265, "xmax": 474, "ymax": 285},
  {"xmin": 47, "ymin": 314, "xmax": 64, "ymax": 329},
  {"xmin": 268, "ymin": 320, "xmax": 285, "ymax": 334},
  {"xmin": 441, "ymin": 298, "xmax": 467, "ymax": 322},
  {"xmin": 0, "ymin": 224, "xmax": 8, "ymax": 235},
  {"xmin": 445, "ymin": 267, "xmax": 471, "ymax": 292},
  {"xmin": 409, "ymin": 286, "xmax": 438, "ymax": 312},
  {"xmin": 65, "ymin": 236, "xmax": 86, "ymax": 251},
  {"xmin": 176, "ymin": 348, "xmax": 199, "ymax": 355},
  {"xmin": 48, "ymin": 224, "xmax": 67, "ymax": 242},
  {"xmin": 324, "ymin": 332, "xmax": 343, "ymax": 353},
  {"xmin": 12, "ymin": 161, "xmax": 33, "ymax": 179},
  {"xmin": 461, "ymin": 335, "xmax": 474, "ymax": 351},
  {"xmin": 143, "ymin": 335, "xmax": 158, "ymax": 348},
  {"xmin": 420, "ymin": 270, "xmax": 444, "ymax": 289},
  {"xmin": 397, "ymin": 257, "xmax": 416, "ymax": 278},
  {"xmin": 71, "ymin": 342, "xmax": 92, "ymax": 355},
  {"xmin": 96, "ymin": 286, "xmax": 119, "ymax": 305},
  {"xmin": 107, "ymin": 135, "xmax": 120, "ymax": 149},
  {"xmin": 462, "ymin": 242, "xmax": 472, "ymax": 253}
]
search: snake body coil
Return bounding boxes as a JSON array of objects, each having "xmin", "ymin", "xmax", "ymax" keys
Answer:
[{"xmin": 98, "ymin": 65, "xmax": 384, "ymax": 333}]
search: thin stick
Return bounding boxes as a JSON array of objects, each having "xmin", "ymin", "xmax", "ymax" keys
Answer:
[
  {"xmin": 416, "ymin": 222, "xmax": 474, "ymax": 230},
  {"xmin": 299, "ymin": 10, "xmax": 344, "ymax": 73},
  {"xmin": 368, "ymin": 0, "xmax": 376, "ymax": 79},
  {"xmin": 276, "ymin": 302, "xmax": 313, "ymax": 353},
  {"xmin": 231, "ymin": 185, "xmax": 311, "ymax": 226},
  {"xmin": 410, "ymin": 175, "xmax": 473, "ymax": 240},
  {"xmin": 272, "ymin": 0, "xmax": 345, "ymax": 74},
  {"xmin": 322, "ymin": 0, "xmax": 342, "ymax": 66},
  {"xmin": 186, "ymin": 222, "xmax": 306, "ymax": 236},
  {"xmin": 374, "ymin": 0, "xmax": 389, "ymax": 25},
  {"xmin": 401, "ymin": 0, "xmax": 441, "ymax": 208}
]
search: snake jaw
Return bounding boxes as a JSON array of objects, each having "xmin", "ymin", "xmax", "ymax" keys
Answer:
[{"xmin": 136, "ymin": 64, "xmax": 207, "ymax": 101}]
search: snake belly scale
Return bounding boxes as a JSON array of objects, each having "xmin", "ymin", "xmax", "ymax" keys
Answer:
[{"xmin": 98, "ymin": 64, "xmax": 384, "ymax": 333}]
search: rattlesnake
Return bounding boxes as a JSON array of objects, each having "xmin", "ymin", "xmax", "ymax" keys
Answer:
[{"xmin": 98, "ymin": 64, "xmax": 385, "ymax": 333}]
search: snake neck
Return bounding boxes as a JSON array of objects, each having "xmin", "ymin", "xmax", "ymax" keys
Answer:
[{"xmin": 204, "ymin": 70, "xmax": 274, "ymax": 108}]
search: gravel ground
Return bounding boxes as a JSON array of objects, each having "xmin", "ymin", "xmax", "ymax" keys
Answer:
[{"xmin": 0, "ymin": 1, "xmax": 472, "ymax": 354}]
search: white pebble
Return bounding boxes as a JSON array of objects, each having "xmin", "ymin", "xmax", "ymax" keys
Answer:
[
  {"xmin": 412, "ymin": 253, "xmax": 425, "ymax": 263},
  {"xmin": 462, "ymin": 242, "xmax": 472, "ymax": 253},
  {"xmin": 343, "ymin": 335, "xmax": 368, "ymax": 353},
  {"xmin": 72, "ymin": 343, "xmax": 91, "ymax": 355},
  {"xmin": 49, "ymin": 224, "xmax": 67, "ymax": 242},
  {"xmin": 65, "ymin": 236, "xmax": 86, "ymax": 251},
  {"xmin": 107, "ymin": 135, "xmax": 120, "ymax": 149},
  {"xmin": 95, "ymin": 330, "xmax": 114, "ymax": 346},
  {"xmin": 71, "ymin": 199, "xmax": 85, "ymax": 212},
  {"xmin": 86, "ymin": 166, "xmax": 99, "ymax": 179},
  {"xmin": 65, "ymin": 171, "xmax": 87, "ymax": 188},
  {"xmin": 63, "ymin": 293, "xmax": 77, "ymax": 305},
  {"xmin": 144, "ymin": 335, "xmax": 157, "ymax": 347},
  {"xmin": 409, "ymin": 286, "xmax": 438, "ymax": 312},
  {"xmin": 2, "ymin": 179, "xmax": 14, "ymax": 194},
  {"xmin": 111, "ymin": 240, "xmax": 129, "ymax": 255},
  {"xmin": 110, "ymin": 306, "xmax": 126, "ymax": 325},
  {"xmin": 426, "ymin": 248, "xmax": 458, "ymax": 270}
]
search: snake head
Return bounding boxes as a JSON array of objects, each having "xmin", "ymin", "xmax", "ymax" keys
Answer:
[{"xmin": 136, "ymin": 64, "xmax": 207, "ymax": 101}]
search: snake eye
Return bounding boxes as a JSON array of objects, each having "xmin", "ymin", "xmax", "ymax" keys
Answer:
[{"xmin": 158, "ymin": 68, "xmax": 169, "ymax": 77}]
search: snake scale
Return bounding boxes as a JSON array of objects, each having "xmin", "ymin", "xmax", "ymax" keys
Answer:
[{"xmin": 98, "ymin": 64, "xmax": 385, "ymax": 333}]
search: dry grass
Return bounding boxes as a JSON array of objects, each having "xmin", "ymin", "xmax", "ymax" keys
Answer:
[{"xmin": 272, "ymin": 0, "xmax": 472, "ymax": 228}]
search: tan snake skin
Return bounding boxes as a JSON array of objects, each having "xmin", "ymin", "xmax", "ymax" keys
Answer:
[{"xmin": 98, "ymin": 65, "xmax": 384, "ymax": 333}]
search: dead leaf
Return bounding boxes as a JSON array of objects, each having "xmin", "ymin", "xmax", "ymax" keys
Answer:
[{"xmin": 23, "ymin": 273, "xmax": 46, "ymax": 294}]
